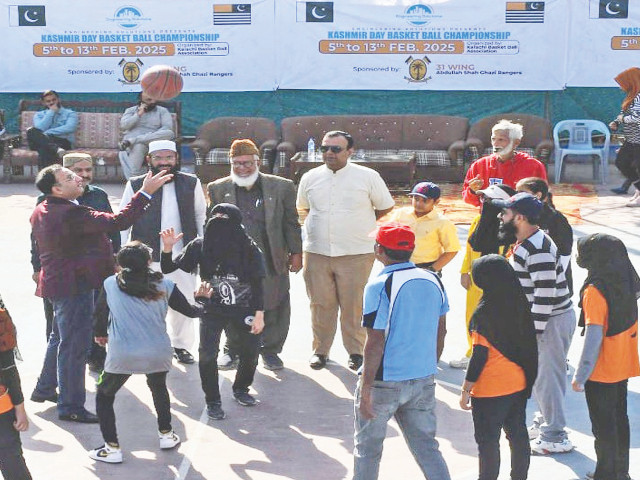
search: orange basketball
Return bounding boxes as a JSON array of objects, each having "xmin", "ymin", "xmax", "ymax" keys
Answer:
[{"xmin": 140, "ymin": 65, "xmax": 183, "ymax": 101}]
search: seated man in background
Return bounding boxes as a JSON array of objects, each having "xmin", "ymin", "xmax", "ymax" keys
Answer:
[
  {"xmin": 463, "ymin": 119, "xmax": 547, "ymax": 207},
  {"xmin": 119, "ymin": 92, "xmax": 175, "ymax": 179},
  {"xmin": 27, "ymin": 90, "xmax": 78, "ymax": 169}
]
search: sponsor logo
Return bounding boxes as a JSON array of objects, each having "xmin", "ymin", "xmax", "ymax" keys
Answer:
[
  {"xmin": 8, "ymin": 5, "xmax": 45, "ymax": 26},
  {"xmin": 505, "ymin": 2, "xmax": 545, "ymax": 23},
  {"xmin": 118, "ymin": 58, "xmax": 143, "ymax": 85},
  {"xmin": 296, "ymin": 2, "xmax": 334, "ymax": 23},
  {"xmin": 397, "ymin": 4, "xmax": 440, "ymax": 26},
  {"xmin": 404, "ymin": 56, "xmax": 431, "ymax": 83},
  {"xmin": 590, "ymin": 0, "xmax": 628, "ymax": 18},
  {"xmin": 109, "ymin": 6, "xmax": 150, "ymax": 29},
  {"xmin": 213, "ymin": 4, "xmax": 251, "ymax": 25}
]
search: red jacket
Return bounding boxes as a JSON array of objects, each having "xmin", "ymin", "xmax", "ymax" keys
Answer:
[
  {"xmin": 462, "ymin": 152, "xmax": 548, "ymax": 207},
  {"xmin": 31, "ymin": 192, "xmax": 150, "ymax": 299}
]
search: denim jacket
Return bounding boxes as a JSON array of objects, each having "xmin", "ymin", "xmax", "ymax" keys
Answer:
[{"xmin": 33, "ymin": 106, "xmax": 78, "ymax": 143}]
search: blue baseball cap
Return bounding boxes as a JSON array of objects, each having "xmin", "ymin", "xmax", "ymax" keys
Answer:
[
  {"xmin": 492, "ymin": 192, "xmax": 543, "ymax": 220},
  {"xmin": 409, "ymin": 181, "xmax": 441, "ymax": 200}
]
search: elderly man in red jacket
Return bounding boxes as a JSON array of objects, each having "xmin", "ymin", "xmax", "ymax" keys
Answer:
[
  {"xmin": 30, "ymin": 164, "xmax": 170, "ymax": 423},
  {"xmin": 462, "ymin": 119, "xmax": 548, "ymax": 207}
]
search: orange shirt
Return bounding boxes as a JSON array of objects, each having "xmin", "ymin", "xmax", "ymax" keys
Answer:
[
  {"xmin": 470, "ymin": 332, "xmax": 526, "ymax": 398},
  {"xmin": 582, "ymin": 285, "xmax": 640, "ymax": 383}
]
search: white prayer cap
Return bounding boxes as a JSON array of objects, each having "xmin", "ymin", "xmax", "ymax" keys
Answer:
[{"xmin": 148, "ymin": 140, "xmax": 177, "ymax": 153}]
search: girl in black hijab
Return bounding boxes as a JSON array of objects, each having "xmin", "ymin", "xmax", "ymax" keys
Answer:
[
  {"xmin": 160, "ymin": 203, "xmax": 266, "ymax": 419},
  {"xmin": 460, "ymin": 254, "xmax": 538, "ymax": 480},
  {"xmin": 572, "ymin": 233, "xmax": 640, "ymax": 480}
]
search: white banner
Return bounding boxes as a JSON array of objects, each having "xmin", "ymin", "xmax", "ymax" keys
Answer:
[
  {"xmin": 0, "ymin": 0, "xmax": 276, "ymax": 92},
  {"xmin": 566, "ymin": 0, "xmax": 640, "ymax": 87},
  {"xmin": 275, "ymin": 0, "xmax": 568, "ymax": 90}
]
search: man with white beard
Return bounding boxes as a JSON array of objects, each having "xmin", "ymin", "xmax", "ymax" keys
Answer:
[
  {"xmin": 207, "ymin": 139, "xmax": 302, "ymax": 371},
  {"xmin": 462, "ymin": 119, "xmax": 548, "ymax": 207}
]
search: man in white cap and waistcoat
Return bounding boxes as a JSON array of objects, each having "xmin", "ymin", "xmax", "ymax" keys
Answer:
[{"xmin": 119, "ymin": 140, "xmax": 207, "ymax": 364}]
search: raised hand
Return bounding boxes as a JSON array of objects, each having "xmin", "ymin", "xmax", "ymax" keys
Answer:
[
  {"xmin": 141, "ymin": 169, "xmax": 173, "ymax": 195},
  {"xmin": 160, "ymin": 228, "xmax": 184, "ymax": 253}
]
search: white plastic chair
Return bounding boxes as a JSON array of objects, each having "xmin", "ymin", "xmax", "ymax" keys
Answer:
[{"xmin": 553, "ymin": 120, "xmax": 610, "ymax": 184}]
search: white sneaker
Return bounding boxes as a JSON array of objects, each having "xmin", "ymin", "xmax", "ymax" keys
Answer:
[
  {"xmin": 528, "ymin": 412, "xmax": 543, "ymax": 439},
  {"xmin": 89, "ymin": 444, "xmax": 123, "ymax": 463},
  {"xmin": 449, "ymin": 356, "xmax": 469, "ymax": 369},
  {"xmin": 159, "ymin": 430, "xmax": 181, "ymax": 449},
  {"xmin": 217, "ymin": 353, "xmax": 239, "ymax": 371},
  {"xmin": 530, "ymin": 437, "xmax": 574, "ymax": 455},
  {"xmin": 626, "ymin": 196, "xmax": 640, "ymax": 207}
]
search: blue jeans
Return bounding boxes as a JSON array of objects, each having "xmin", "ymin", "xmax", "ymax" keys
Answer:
[
  {"xmin": 33, "ymin": 292, "xmax": 94, "ymax": 415},
  {"xmin": 353, "ymin": 375, "xmax": 451, "ymax": 480}
]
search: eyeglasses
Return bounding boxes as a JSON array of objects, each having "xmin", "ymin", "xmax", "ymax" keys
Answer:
[
  {"xmin": 319, "ymin": 145, "xmax": 344, "ymax": 154},
  {"xmin": 231, "ymin": 160, "xmax": 256, "ymax": 168}
]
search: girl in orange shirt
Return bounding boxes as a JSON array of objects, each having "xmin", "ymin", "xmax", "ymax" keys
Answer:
[
  {"xmin": 459, "ymin": 255, "xmax": 537, "ymax": 480},
  {"xmin": 572, "ymin": 233, "xmax": 640, "ymax": 480}
]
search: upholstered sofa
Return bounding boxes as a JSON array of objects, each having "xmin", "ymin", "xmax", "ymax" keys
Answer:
[
  {"xmin": 465, "ymin": 113, "xmax": 554, "ymax": 164},
  {"xmin": 275, "ymin": 114, "xmax": 469, "ymax": 182},
  {"xmin": 190, "ymin": 117, "xmax": 279, "ymax": 184},
  {"xmin": 3, "ymin": 99, "xmax": 180, "ymax": 182}
]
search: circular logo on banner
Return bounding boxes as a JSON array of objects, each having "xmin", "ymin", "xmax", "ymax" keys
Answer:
[
  {"xmin": 404, "ymin": 4, "xmax": 434, "ymax": 26},
  {"xmin": 118, "ymin": 58, "xmax": 143, "ymax": 85},
  {"xmin": 114, "ymin": 6, "xmax": 144, "ymax": 28},
  {"xmin": 404, "ymin": 56, "xmax": 432, "ymax": 84}
]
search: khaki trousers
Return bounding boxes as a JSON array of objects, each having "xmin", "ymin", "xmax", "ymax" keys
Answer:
[{"xmin": 303, "ymin": 252, "xmax": 374, "ymax": 356}]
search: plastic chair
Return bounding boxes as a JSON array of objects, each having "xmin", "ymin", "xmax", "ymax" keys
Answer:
[{"xmin": 553, "ymin": 120, "xmax": 610, "ymax": 184}]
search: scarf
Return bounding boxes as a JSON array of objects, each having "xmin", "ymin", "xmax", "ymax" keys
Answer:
[
  {"xmin": 577, "ymin": 233, "xmax": 640, "ymax": 337},
  {"xmin": 470, "ymin": 254, "xmax": 538, "ymax": 397}
]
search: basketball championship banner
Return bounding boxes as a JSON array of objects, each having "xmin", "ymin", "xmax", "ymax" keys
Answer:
[
  {"xmin": 0, "ymin": 0, "xmax": 275, "ymax": 92},
  {"xmin": 275, "ymin": 0, "xmax": 568, "ymax": 90},
  {"xmin": 566, "ymin": 0, "xmax": 640, "ymax": 87}
]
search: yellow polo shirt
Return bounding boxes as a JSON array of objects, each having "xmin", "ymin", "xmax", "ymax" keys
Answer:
[{"xmin": 388, "ymin": 207, "xmax": 460, "ymax": 264}]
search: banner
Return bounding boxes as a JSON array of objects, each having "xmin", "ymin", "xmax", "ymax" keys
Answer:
[
  {"xmin": 0, "ymin": 0, "xmax": 275, "ymax": 92},
  {"xmin": 275, "ymin": 0, "xmax": 568, "ymax": 90},
  {"xmin": 566, "ymin": 0, "xmax": 640, "ymax": 87}
]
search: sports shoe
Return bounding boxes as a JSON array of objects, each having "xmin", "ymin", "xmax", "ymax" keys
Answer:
[
  {"xmin": 262, "ymin": 352, "xmax": 284, "ymax": 371},
  {"xmin": 218, "ymin": 353, "xmax": 239, "ymax": 371},
  {"xmin": 528, "ymin": 412, "xmax": 543, "ymax": 440},
  {"xmin": 206, "ymin": 402, "xmax": 226, "ymax": 420},
  {"xmin": 530, "ymin": 437, "xmax": 574, "ymax": 455},
  {"xmin": 449, "ymin": 356, "xmax": 470, "ymax": 369},
  {"xmin": 348, "ymin": 354, "xmax": 363, "ymax": 371},
  {"xmin": 173, "ymin": 348, "xmax": 195, "ymax": 364},
  {"xmin": 158, "ymin": 430, "xmax": 181, "ymax": 449},
  {"xmin": 233, "ymin": 391, "xmax": 257, "ymax": 407},
  {"xmin": 89, "ymin": 443, "xmax": 123, "ymax": 464}
]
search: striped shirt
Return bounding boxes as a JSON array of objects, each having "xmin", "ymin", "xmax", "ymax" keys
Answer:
[
  {"xmin": 615, "ymin": 93, "xmax": 640, "ymax": 144},
  {"xmin": 511, "ymin": 229, "xmax": 572, "ymax": 334}
]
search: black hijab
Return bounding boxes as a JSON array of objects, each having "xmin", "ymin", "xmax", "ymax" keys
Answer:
[
  {"xmin": 468, "ymin": 185, "xmax": 517, "ymax": 256},
  {"xmin": 577, "ymin": 233, "xmax": 640, "ymax": 337},
  {"xmin": 200, "ymin": 203, "xmax": 263, "ymax": 281},
  {"xmin": 470, "ymin": 254, "xmax": 538, "ymax": 397}
]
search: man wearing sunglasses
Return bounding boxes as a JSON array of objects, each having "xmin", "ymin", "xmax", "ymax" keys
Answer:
[{"xmin": 297, "ymin": 131, "xmax": 395, "ymax": 371}]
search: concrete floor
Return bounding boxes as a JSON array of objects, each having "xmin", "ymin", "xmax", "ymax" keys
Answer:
[{"xmin": 0, "ymin": 162, "xmax": 638, "ymax": 479}]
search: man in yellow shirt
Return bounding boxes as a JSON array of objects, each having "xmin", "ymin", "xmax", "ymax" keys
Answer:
[{"xmin": 388, "ymin": 181, "xmax": 460, "ymax": 276}]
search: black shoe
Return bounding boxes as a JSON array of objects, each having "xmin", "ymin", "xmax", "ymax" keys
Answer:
[
  {"xmin": 206, "ymin": 402, "xmax": 226, "ymax": 420},
  {"xmin": 87, "ymin": 361, "xmax": 104, "ymax": 373},
  {"xmin": 30, "ymin": 391, "xmax": 58, "ymax": 404},
  {"xmin": 611, "ymin": 186, "xmax": 630, "ymax": 194},
  {"xmin": 309, "ymin": 354, "xmax": 328, "ymax": 370},
  {"xmin": 233, "ymin": 392, "xmax": 257, "ymax": 407},
  {"xmin": 173, "ymin": 348, "xmax": 195, "ymax": 364},
  {"xmin": 59, "ymin": 410, "xmax": 99, "ymax": 423},
  {"xmin": 262, "ymin": 352, "xmax": 284, "ymax": 371},
  {"xmin": 348, "ymin": 354, "xmax": 363, "ymax": 371},
  {"xmin": 119, "ymin": 140, "xmax": 131, "ymax": 151}
]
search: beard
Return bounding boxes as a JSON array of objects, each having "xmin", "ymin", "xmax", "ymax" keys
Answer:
[
  {"xmin": 150, "ymin": 164, "xmax": 180, "ymax": 181},
  {"xmin": 493, "ymin": 140, "xmax": 515, "ymax": 159},
  {"xmin": 498, "ymin": 218, "xmax": 518, "ymax": 244},
  {"xmin": 230, "ymin": 167, "xmax": 259, "ymax": 188}
]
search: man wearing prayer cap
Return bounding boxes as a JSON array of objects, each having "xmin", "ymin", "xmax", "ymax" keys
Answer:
[
  {"xmin": 208, "ymin": 139, "xmax": 302, "ymax": 371},
  {"xmin": 119, "ymin": 140, "xmax": 207, "ymax": 365}
]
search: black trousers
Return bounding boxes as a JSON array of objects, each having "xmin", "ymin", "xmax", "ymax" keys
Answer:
[
  {"xmin": 614, "ymin": 142, "xmax": 640, "ymax": 189},
  {"xmin": 96, "ymin": 371, "xmax": 171, "ymax": 445},
  {"xmin": 0, "ymin": 409, "xmax": 32, "ymax": 480},
  {"xmin": 26, "ymin": 127, "xmax": 71, "ymax": 169},
  {"xmin": 471, "ymin": 390, "xmax": 530, "ymax": 480},
  {"xmin": 585, "ymin": 379, "xmax": 630, "ymax": 480},
  {"xmin": 199, "ymin": 311, "xmax": 260, "ymax": 404},
  {"xmin": 223, "ymin": 294, "xmax": 291, "ymax": 356}
]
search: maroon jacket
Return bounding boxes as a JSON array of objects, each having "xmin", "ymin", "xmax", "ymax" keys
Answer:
[{"xmin": 31, "ymin": 192, "xmax": 150, "ymax": 299}]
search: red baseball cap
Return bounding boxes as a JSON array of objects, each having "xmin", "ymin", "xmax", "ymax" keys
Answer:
[{"xmin": 370, "ymin": 222, "xmax": 415, "ymax": 251}]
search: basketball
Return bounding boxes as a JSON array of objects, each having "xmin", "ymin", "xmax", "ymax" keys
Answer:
[{"xmin": 140, "ymin": 65, "xmax": 183, "ymax": 101}]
